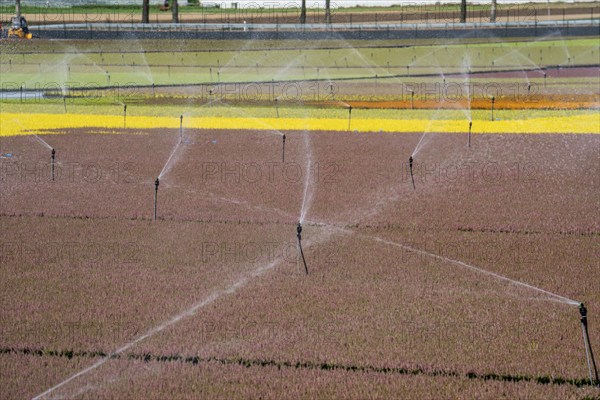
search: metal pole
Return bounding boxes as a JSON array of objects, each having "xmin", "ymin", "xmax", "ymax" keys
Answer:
[
  {"xmin": 468, "ymin": 121, "xmax": 472, "ymax": 147},
  {"xmin": 348, "ymin": 106, "xmax": 352, "ymax": 130},
  {"xmin": 154, "ymin": 178, "xmax": 159, "ymax": 221},
  {"xmin": 282, "ymin": 134, "xmax": 286, "ymax": 163},
  {"xmin": 179, "ymin": 115, "xmax": 183, "ymax": 143},
  {"xmin": 491, "ymin": 96, "xmax": 495, "ymax": 121},
  {"xmin": 409, "ymin": 156, "xmax": 415, "ymax": 190},
  {"xmin": 580, "ymin": 304, "xmax": 600, "ymax": 386},
  {"xmin": 51, "ymin": 149, "xmax": 55, "ymax": 181},
  {"xmin": 123, "ymin": 104, "xmax": 127, "ymax": 128},
  {"xmin": 296, "ymin": 223, "xmax": 308, "ymax": 275}
]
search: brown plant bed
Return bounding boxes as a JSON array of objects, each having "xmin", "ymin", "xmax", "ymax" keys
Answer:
[{"xmin": 1, "ymin": 128, "xmax": 599, "ymax": 398}]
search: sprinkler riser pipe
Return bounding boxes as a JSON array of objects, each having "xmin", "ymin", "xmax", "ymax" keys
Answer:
[
  {"xmin": 468, "ymin": 121, "xmax": 472, "ymax": 147},
  {"xmin": 580, "ymin": 303, "xmax": 600, "ymax": 386},
  {"xmin": 348, "ymin": 106, "xmax": 352, "ymax": 131},
  {"xmin": 153, "ymin": 178, "xmax": 160, "ymax": 221},
  {"xmin": 409, "ymin": 156, "xmax": 415, "ymax": 190},
  {"xmin": 179, "ymin": 115, "xmax": 183, "ymax": 143},
  {"xmin": 296, "ymin": 223, "xmax": 308, "ymax": 275},
  {"xmin": 51, "ymin": 149, "xmax": 56, "ymax": 181}
]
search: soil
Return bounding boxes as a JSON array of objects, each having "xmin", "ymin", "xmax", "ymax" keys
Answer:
[{"xmin": 1, "ymin": 128, "xmax": 599, "ymax": 398}]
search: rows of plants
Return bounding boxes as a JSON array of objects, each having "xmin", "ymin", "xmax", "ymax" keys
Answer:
[{"xmin": 1, "ymin": 346, "xmax": 595, "ymax": 387}]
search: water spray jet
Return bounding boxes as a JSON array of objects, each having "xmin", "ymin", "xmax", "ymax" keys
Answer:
[
  {"xmin": 580, "ymin": 303, "xmax": 600, "ymax": 386},
  {"xmin": 296, "ymin": 223, "xmax": 308, "ymax": 275},
  {"xmin": 153, "ymin": 178, "xmax": 159, "ymax": 221}
]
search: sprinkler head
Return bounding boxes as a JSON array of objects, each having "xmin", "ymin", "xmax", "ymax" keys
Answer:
[
  {"xmin": 296, "ymin": 223, "xmax": 302, "ymax": 239},
  {"xmin": 155, "ymin": 178, "xmax": 160, "ymax": 189},
  {"xmin": 282, "ymin": 133, "xmax": 286, "ymax": 142},
  {"xmin": 51, "ymin": 148, "xmax": 55, "ymax": 158},
  {"xmin": 409, "ymin": 155, "xmax": 413, "ymax": 165},
  {"xmin": 580, "ymin": 303, "xmax": 587, "ymax": 319},
  {"xmin": 124, "ymin": 104, "xmax": 127, "ymax": 113}
]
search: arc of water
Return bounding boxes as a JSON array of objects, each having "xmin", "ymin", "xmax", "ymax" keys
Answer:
[{"xmin": 32, "ymin": 226, "xmax": 337, "ymax": 400}]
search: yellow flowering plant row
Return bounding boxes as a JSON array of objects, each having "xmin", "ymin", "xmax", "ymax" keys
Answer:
[{"xmin": 1, "ymin": 112, "xmax": 598, "ymax": 136}]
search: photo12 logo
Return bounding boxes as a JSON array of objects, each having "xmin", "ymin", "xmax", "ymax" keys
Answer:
[
  {"xmin": 399, "ymin": 161, "xmax": 539, "ymax": 185},
  {"xmin": 201, "ymin": 81, "xmax": 338, "ymax": 103},
  {"xmin": 0, "ymin": 241, "xmax": 142, "ymax": 267},
  {"xmin": 201, "ymin": 161, "xmax": 339, "ymax": 185},
  {"xmin": 1, "ymin": 160, "xmax": 140, "ymax": 185}
]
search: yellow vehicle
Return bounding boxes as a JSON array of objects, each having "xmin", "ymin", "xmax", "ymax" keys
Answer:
[{"xmin": 7, "ymin": 16, "xmax": 32, "ymax": 39}]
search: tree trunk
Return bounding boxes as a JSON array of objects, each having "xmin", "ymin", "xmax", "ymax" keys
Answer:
[
  {"xmin": 490, "ymin": 0, "xmax": 497, "ymax": 22},
  {"xmin": 142, "ymin": 0, "xmax": 150, "ymax": 24},
  {"xmin": 460, "ymin": 0, "xmax": 467, "ymax": 23},
  {"xmin": 300, "ymin": 0, "xmax": 306, "ymax": 24},
  {"xmin": 15, "ymin": 0, "xmax": 21, "ymax": 18},
  {"xmin": 325, "ymin": 0, "xmax": 331, "ymax": 24},
  {"xmin": 172, "ymin": 0, "xmax": 179, "ymax": 23}
]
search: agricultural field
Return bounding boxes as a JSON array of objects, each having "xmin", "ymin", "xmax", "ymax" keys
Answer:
[{"xmin": 1, "ymin": 34, "xmax": 599, "ymax": 399}]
